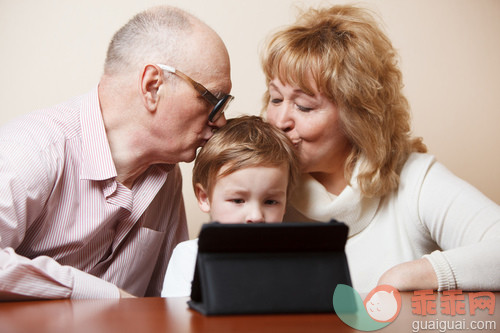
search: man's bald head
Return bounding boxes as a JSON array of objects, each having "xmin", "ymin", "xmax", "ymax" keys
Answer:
[{"xmin": 103, "ymin": 6, "xmax": 229, "ymax": 78}]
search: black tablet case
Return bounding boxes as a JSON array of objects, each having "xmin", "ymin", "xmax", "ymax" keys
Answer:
[{"xmin": 187, "ymin": 220, "xmax": 351, "ymax": 315}]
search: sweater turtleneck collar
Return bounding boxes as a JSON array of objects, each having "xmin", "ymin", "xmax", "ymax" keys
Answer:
[{"xmin": 289, "ymin": 160, "xmax": 381, "ymax": 237}]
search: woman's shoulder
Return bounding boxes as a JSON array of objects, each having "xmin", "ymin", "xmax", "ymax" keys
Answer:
[
  {"xmin": 393, "ymin": 153, "xmax": 438, "ymax": 220},
  {"xmin": 400, "ymin": 152, "xmax": 470, "ymax": 192},
  {"xmin": 398, "ymin": 153, "xmax": 437, "ymax": 191},
  {"xmin": 401, "ymin": 152, "xmax": 436, "ymax": 174}
]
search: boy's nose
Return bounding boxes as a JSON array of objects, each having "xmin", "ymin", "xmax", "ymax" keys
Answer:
[{"xmin": 246, "ymin": 205, "xmax": 265, "ymax": 224}]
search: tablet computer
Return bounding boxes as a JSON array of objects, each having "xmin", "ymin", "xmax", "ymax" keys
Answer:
[{"xmin": 188, "ymin": 220, "xmax": 351, "ymax": 315}]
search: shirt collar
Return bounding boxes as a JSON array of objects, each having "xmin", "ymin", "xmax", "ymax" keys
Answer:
[{"xmin": 80, "ymin": 86, "xmax": 117, "ymax": 181}]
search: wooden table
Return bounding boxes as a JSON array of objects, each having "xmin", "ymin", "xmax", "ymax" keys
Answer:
[{"xmin": 0, "ymin": 292, "xmax": 498, "ymax": 333}]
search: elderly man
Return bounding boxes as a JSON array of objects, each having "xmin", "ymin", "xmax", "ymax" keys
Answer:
[{"xmin": 0, "ymin": 6, "xmax": 231, "ymax": 299}]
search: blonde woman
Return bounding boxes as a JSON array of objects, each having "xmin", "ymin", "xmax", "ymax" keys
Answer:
[{"xmin": 262, "ymin": 5, "xmax": 500, "ymax": 293}]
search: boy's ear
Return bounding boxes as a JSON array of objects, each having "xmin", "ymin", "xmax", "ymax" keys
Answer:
[
  {"xmin": 194, "ymin": 183, "xmax": 211, "ymax": 213},
  {"xmin": 140, "ymin": 64, "xmax": 164, "ymax": 112}
]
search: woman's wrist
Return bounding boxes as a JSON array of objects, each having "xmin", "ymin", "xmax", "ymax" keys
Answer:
[{"xmin": 377, "ymin": 258, "xmax": 438, "ymax": 291}]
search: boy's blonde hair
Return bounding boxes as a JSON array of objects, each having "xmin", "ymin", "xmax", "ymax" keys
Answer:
[{"xmin": 193, "ymin": 115, "xmax": 300, "ymax": 198}]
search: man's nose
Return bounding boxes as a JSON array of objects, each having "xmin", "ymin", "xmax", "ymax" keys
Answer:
[{"xmin": 209, "ymin": 113, "xmax": 227, "ymax": 129}]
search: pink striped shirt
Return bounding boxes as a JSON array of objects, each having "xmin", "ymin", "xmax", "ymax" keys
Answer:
[{"xmin": 0, "ymin": 88, "xmax": 188, "ymax": 300}]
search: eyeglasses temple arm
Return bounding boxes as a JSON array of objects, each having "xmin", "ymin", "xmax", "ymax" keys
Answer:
[{"xmin": 157, "ymin": 64, "xmax": 219, "ymax": 105}]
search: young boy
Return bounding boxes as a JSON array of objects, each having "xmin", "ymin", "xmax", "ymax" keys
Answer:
[{"xmin": 161, "ymin": 115, "xmax": 300, "ymax": 297}]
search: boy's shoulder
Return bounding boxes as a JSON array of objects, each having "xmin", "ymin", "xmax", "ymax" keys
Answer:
[{"xmin": 174, "ymin": 238, "xmax": 199, "ymax": 253}]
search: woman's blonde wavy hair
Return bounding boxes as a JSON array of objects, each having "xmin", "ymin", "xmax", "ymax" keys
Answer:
[{"xmin": 261, "ymin": 5, "xmax": 427, "ymax": 197}]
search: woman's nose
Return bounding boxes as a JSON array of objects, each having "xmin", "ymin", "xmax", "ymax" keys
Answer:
[{"xmin": 268, "ymin": 104, "xmax": 294, "ymax": 133}]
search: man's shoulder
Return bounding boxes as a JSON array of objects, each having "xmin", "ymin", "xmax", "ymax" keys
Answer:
[{"xmin": 0, "ymin": 94, "xmax": 86, "ymax": 148}]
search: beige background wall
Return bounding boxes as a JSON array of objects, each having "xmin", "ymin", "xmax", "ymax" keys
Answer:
[{"xmin": 1, "ymin": 0, "xmax": 499, "ymax": 239}]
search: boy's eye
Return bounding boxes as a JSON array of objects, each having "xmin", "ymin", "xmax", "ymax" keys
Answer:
[
  {"xmin": 270, "ymin": 98, "xmax": 282, "ymax": 104},
  {"xmin": 265, "ymin": 199, "xmax": 279, "ymax": 205},
  {"xmin": 230, "ymin": 199, "xmax": 244, "ymax": 204}
]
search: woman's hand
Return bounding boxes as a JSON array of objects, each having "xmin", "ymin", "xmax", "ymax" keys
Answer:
[{"xmin": 377, "ymin": 258, "xmax": 438, "ymax": 291}]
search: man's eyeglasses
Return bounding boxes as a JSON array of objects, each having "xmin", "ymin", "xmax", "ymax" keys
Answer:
[{"xmin": 157, "ymin": 64, "xmax": 233, "ymax": 123}]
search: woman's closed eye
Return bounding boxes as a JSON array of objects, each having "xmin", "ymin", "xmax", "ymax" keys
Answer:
[{"xmin": 296, "ymin": 104, "xmax": 313, "ymax": 112}]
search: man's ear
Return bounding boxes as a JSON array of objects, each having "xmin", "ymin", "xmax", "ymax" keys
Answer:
[
  {"xmin": 140, "ymin": 64, "xmax": 164, "ymax": 112},
  {"xmin": 194, "ymin": 183, "xmax": 211, "ymax": 213}
]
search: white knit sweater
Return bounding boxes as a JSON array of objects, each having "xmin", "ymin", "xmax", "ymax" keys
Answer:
[{"xmin": 285, "ymin": 153, "xmax": 500, "ymax": 293}]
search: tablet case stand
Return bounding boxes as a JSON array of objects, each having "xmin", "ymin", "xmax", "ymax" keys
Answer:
[{"xmin": 187, "ymin": 220, "xmax": 352, "ymax": 315}]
